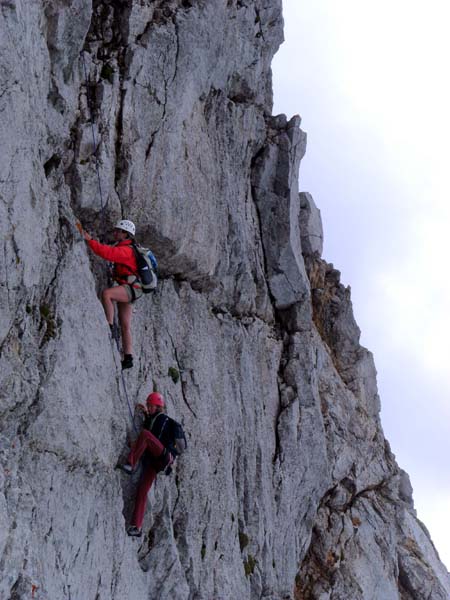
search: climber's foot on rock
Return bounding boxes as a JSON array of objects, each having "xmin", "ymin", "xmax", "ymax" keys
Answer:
[
  {"xmin": 121, "ymin": 354, "xmax": 133, "ymax": 370},
  {"xmin": 116, "ymin": 463, "xmax": 135, "ymax": 475},
  {"xmin": 127, "ymin": 525, "xmax": 142, "ymax": 538}
]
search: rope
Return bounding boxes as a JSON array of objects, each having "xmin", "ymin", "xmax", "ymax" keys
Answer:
[
  {"xmin": 81, "ymin": 49, "xmax": 137, "ymax": 433},
  {"xmin": 121, "ymin": 371, "xmax": 138, "ymax": 433},
  {"xmin": 80, "ymin": 51, "xmax": 108, "ymax": 240},
  {"xmin": 113, "ymin": 331, "xmax": 139, "ymax": 434}
]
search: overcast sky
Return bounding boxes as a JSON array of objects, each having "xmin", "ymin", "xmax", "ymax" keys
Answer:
[{"xmin": 272, "ymin": 0, "xmax": 450, "ymax": 568}]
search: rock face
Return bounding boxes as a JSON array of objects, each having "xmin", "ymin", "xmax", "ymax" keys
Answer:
[{"xmin": 0, "ymin": 1, "xmax": 449, "ymax": 599}]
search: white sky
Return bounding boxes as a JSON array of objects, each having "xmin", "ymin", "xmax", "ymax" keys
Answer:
[{"xmin": 273, "ymin": 0, "xmax": 450, "ymax": 568}]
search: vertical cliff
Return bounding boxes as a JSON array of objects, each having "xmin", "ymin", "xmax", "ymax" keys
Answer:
[{"xmin": 0, "ymin": 1, "xmax": 449, "ymax": 599}]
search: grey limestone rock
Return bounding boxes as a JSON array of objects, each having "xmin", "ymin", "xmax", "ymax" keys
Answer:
[
  {"xmin": 0, "ymin": 1, "xmax": 449, "ymax": 599},
  {"xmin": 251, "ymin": 114, "xmax": 309, "ymax": 312},
  {"xmin": 299, "ymin": 191, "xmax": 323, "ymax": 258}
]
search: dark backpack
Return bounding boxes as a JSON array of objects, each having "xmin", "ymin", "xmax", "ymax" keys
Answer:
[
  {"xmin": 150, "ymin": 414, "xmax": 187, "ymax": 457},
  {"xmin": 131, "ymin": 242, "xmax": 158, "ymax": 293}
]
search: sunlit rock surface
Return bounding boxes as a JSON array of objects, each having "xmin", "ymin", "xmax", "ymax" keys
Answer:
[{"xmin": 1, "ymin": 1, "xmax": 449, "ymax": 599}]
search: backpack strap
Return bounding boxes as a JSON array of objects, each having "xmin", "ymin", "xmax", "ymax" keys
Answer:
[
  {"xmin": 158, "ymin": 414, "xmax": 169, "ymax": 438},
  {"xmin": 149, "ymin": 413, "xmax": 169, "ymax": 441},
  {"xmin": 130, "ymin": 241, "xmax": 143, "ymax": 270}
]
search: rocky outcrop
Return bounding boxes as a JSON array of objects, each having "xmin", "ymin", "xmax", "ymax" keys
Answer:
[{"xmin": 0, "ymin": 1, "xmax": 449, "ymax": 599}]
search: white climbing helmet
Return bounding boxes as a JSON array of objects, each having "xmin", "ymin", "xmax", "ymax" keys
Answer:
[{"xmin": 115, "ymin": 219, "xmax": 136, "ymax": 237}]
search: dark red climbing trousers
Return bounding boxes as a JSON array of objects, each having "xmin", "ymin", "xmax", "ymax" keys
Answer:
[{"xmin": 128, "ymin": 430, "xmax": 166, "ymax": 529}]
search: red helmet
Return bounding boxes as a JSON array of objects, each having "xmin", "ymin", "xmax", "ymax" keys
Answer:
[{"xmin": 146, "ymin": 392, "xmax": 164, "ymax": 407}]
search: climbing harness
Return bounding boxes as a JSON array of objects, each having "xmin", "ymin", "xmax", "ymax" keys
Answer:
[{"xmin": 80, "ymin": 49, "xmax": 137, "ymax": 433}]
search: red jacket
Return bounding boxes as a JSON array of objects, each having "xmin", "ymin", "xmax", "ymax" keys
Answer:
[{"xmin": 88, "ymin": 239, "xmax": 138, "ymax": 283}]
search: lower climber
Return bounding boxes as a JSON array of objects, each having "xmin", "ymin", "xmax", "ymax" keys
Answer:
[
  {"xmin": 78, "ymin": 219, "xmax": 141, "ymax": 369},
  {"xmin": 118, "ymin": 392, "xmax": 175, "ymax": 537}
]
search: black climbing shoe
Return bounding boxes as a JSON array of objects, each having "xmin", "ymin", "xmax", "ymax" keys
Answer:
[
  {"xmin": 127, "ymin": 526, "xmax": 142, "ymax": 538},
  {"xmin": 121, "ymin": 354, "xmax": 133, "ymax": 370},
  {"xmin": 116, "ymin": 463, "xmax": 135, "ymax": 475},
  {"xmin": 109, "ymin": 323, "xmax": 120, "ymax": 341}
]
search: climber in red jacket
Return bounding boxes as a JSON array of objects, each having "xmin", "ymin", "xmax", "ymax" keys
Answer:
[
  {"xmin": 78, "ymin": 219, "xmax": 142, "ymax": 369},
  {"xmin": 118, "ymin": 392, "xmax": 175, "ymax": 537}
]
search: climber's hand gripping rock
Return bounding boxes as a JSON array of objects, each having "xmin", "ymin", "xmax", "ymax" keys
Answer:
[{"xmin": 76, "ymin": 221, "xmax": 92, "ymax": 241}]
